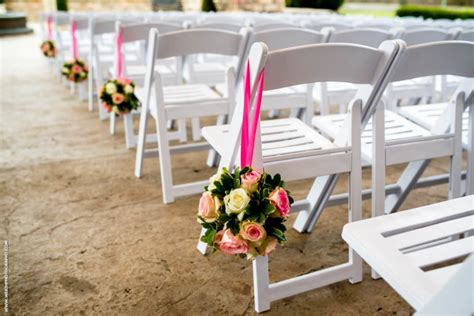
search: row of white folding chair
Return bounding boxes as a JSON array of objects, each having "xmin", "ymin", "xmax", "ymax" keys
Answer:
[
  {"xmin": 304, "ymin": 41, "xmax": 473, "ymax": 241},
  {"xmin": 133, "ymin": 28, "xmax": 250, "ymax": 204},
  {"xmin": 196, "ymin": 40, "xmax": 403, "ymax": 312}
]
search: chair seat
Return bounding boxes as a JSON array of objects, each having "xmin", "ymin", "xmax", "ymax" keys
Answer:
[
  {"xmin": 313, "ymin": 110, "xmax": 433, "ymax": 162},
  {"xmin": 342, "ymin": 195, "xmax": 474, "ymax": 311},
  {"xmin": 398, "ymin": 103, "xmax": 470, "ymax": 147},
  {"xmin": 135, "ymin": 84, "xmax": 227, "ymax": 120},
  {"xmin": 202, "ymin": 118, "xmax": 336, "ymax": 160}
]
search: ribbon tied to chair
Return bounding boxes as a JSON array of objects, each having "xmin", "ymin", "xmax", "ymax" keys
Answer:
[
  {"xmin": 241, "ymin": 61, "xmax": 265, "ymax": 168},
  {"xmin": 47, "ymin": 16, "xmax": 53, "ymax": 40},
  {"xmin": 115, "ymin": 26, "xmax": 124, "ymax": 78},
  {"xmin": 71, "ymin": 20, "xmax": 78, "ymax": 60}
]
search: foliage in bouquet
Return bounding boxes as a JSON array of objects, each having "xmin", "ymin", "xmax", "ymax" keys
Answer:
[
  {"xmin": 61, "ymin": 59, "xmax": 88, "ymax": 83},
  {"xmin": 99, "ymin": 78, "xmax": 141, "ymax": 115},
  {"xmin": 198, "ymin": 167, "xmax": 294, "ymax": 260},
  {"xmin": 40, "ymin": 40, "xmax": 56, "ymax": 58}
]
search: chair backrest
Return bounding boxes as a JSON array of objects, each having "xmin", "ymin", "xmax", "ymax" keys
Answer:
[
  {"xmin": 328, "ymin": 28, "xmax": 394, "ymax": 48},
  {"xmin": 399, "ymin": 28, "xmax": 455, "ymax": 46},
  {"xmin": 389, "ymin": 41, "xmax": 474, "ymax": 83},
  {"xmin": 119, "ymin": 22, "xmax": 183, "ymax": 43},
  {"xmin": 354, "ymin": 22, "xmax": 395, "ymax": 31},
  {"xmin": 250, "ymin": 28, "xmax": 328, "ymax": 52}
]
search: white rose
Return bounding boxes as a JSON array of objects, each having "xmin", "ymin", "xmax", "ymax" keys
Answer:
[
  {"xmin": 105, "ymin": 82, "xmax": 117, "ymax": 94},
  {"xmin": 61, "ymin": 67, "xmax": 69, "ymax": 74},
  {"xmin": 208, "ymin": 169, "xmax": 224, "ymax": 191},
  {"xmin": 224, "ymin": 188, "xmax": 250, "ymax": 216},
  {"xmin": 124, "ymin": 84, "xmax": 134, "ymax": 94}
]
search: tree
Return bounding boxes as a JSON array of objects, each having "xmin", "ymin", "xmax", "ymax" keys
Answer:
[{"xmin": 201, "ymin": 0, "xmax": 217, "ymax": 12}]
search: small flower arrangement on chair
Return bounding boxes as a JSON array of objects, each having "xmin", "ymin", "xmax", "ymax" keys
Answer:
[
  {"xmin": 62, "ymin": 59, "xmax": 88, "ymax": 83},
  {"xmin": 62, "ymin": 20, "xmax": 88, "ymax": 83},
  {"xmin": 197, "ymin": 62, "xmax": 293, "ymax": 260},
  {"xmin": 41, "ymin": 16, "xmax": 55, "ymax": 58},
  {"xmin": 40, "ymin": 40, "xmax": 55, "ymax": 58},
  {"xmin": 99, "ymin": 78, "xmax": 141, "ymax": 115},
  {"xmin": 198, "ymin": 167, "xmax": 293, "ymax": 260}
]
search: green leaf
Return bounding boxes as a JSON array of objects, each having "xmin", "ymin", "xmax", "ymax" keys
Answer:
[{"xmin": 200, "ymin": 229, "xmax": 217, "ymax": 246}]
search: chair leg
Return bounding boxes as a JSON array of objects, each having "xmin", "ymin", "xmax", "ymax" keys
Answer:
[
  {"xmin": 191, "ymin": 117, "xmax": 201, "ymax": 141},
  {"xmin": 467, "ymin": 104, "xmax": 474, "ymax": 195},
  {"xmin": 449, "ymin": 99, "xmax": 464, "ymax": 199},
  {"xmin": 177, "ymin": 119, "xmax": 187, "ymax": 143},
  {"xmin": 154, "ymin": 116, "xmax": 175, "ymax": 204},
  {"xmin": 124, "ymin": 113, "xmax": 136, "ymax": 149},
  {"xmin": 88, "ymin": 72, "xmax": 94, "ymax": 111},
  {"xmin": 109, "ymin": 113, "xmax": 116, "ymax": 135},
  {"xmin": 253, "ymin": 256, "xmax": 271, "ymax": 313},
  {"xmin": 196, "ymin": 227, "xmax": 210, "ymax": 255},
  {"xmin": 206, "ymin": 114, "xmax": 226, "ymax": 167},
  {"xmin": 371, "ymin": 105, "xmax": 385, "ymax": 280},
  {"xmin": 79, "ymin": 82, "xmax": 87, "ymax": 101},
  {"xmin": 135, "ymin": 105, "xmax": 149, "ymax": 179}
]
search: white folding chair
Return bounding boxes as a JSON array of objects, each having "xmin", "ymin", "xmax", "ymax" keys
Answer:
[
  {"xmin": 197, "ymin": 40, "xmax": 403, "ymax": 312},
  {"xmin": 309, "ymin": 41, "xmax": 474, "ymax": 239},
  {"xmin": 315, "ymin": 28, "xmax": 395, "ymax": 115},
  {"xmin": 342, "ymin": 195, "xmax": 474, "ymax": 314},
  {"xmin": 109, "ymin": 22, "xmax": 187, "ymax": 148},
  {"xmin": 134, "ymin": 28, "xmax": 249, "ymax": 204},
  {"xmin": 251, "ymin": 22, "xmax": 299, "ymax": 32}
]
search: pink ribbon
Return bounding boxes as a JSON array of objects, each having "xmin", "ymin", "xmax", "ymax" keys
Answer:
[
  {"xmin": 116, "ymin": 26, "xmax": 123, "ymax": 78},
  {"xmin": 71, "ymin": 20, "xmax": 78, "ymax": 60},
  {"xmin": 240, "ymin": 61, "xmax": 265, "ymax": 168},
  {"xmin": 47, "ymin": 16, "xmax": 52, "ymax": 39}
]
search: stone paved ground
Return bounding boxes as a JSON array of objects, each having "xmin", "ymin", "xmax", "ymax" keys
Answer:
[{"xmin": 1, "ymin": 31, "xmax": 458, "ymax": 315}]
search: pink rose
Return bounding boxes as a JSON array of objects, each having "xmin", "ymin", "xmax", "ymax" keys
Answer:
[
  {"xmin": 102, "ymin": 102, "xmax": 112, "ymax": 113},
  {"xmin": 269, "ymin": 187, "xmax": 290, "ymax": 217},
  {"xmin": 217, "ymin": 229, "xmax": 248, "ymax": 255},
  {"xmin": 117, "ymin": 77, "xmax": 132, "ymax": 85},
  {"xmin": 72, "ymin": 65, "xmax": 82, "ymax": 74},
  {"xmin": 240, "ymin": 170, "xmax": 261, "ymax": 193},
  {"xmin": 240, "ymin": 221, "xmax": 266, "ymax": 245},
  {"xmin": 68, "ymin": 74, "xmax": 75, "ymax": 81},
  {"xmin": 198, "ymin": 192, "xmax": 220, "ymax": 222},
  {"xmin": 112, "ymin": 93, "xmax": 124, "ymax": 105}
]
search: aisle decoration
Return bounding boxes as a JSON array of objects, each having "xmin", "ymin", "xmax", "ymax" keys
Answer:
[
  {"xmin": 197, "ymin": 63, "xmax": 293, "ymax": 260},
  {"xmin": 40, "ymin": 17, "xmax": 56, "ymax": 58},
  {"xmin": 99, "ymin": 25, "xmax": 140, "ymax": 115},
  {"xmin": 62, "ymin": 20, "xmax": 88, "ymax": 83}
]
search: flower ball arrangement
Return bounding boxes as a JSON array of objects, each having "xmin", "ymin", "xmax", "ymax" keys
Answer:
[
  {"xmin": 99, "ymin": 78, "xmax": 141, "ymax": 116},
  {"xmin": 198, "ymin": 167, "xmax": 294, "ymax": 260},
  {"xmin": 40, "ymin": 40, "xmax": 56, "ymax": 58},
  {"xmin": 61, "ymin": 59, "xmax": 88, "ymax": 83}
]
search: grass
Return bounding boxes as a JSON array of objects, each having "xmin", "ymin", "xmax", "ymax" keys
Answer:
[{"xmin": 339, "ymin": 8, "xmax": 397, "ymax": 17}]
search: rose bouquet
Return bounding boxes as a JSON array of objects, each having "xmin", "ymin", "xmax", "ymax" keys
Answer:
[
  {"xmin": 198, "ymin": 167, "xmax": 294, "ymax": 260},
  {"xmin": 99, "ymin": 78, "xmax": 141, "ymax": 115},
  {"xmin": 40, "ymin": 40, "xmax": 56, "ymax": 58},
  {"xmin": 61, "ymin": 59, "xmax": 88, "ymax": 83}
]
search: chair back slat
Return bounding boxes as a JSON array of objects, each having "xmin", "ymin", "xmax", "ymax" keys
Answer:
[
  {"xmin": 194, "ymin": 22, "xmax": 243, "ymax": 33},
  {"xmin": 251, "ymin": 28, "xmax": 327, "ymax": 52},
  {"xmin": 263, "ymin": 43, "xmax": 392, "ymax": 91},
  {"xmin": 328, "ymin": 28, "xmax": 393, "ymax": 48},
  {"xmin": 390, "ymin": 41, "xmax": 474, "ymax": 82},
  {"xmin": 155, "ymin": 29, "xmax": 247, "ymax": 59},
  {"xmin": 399, "ymin": 28, "xmax": 454, "ymax": 46},
  {"xmin": 120, "ymin": 22, "xmax": 183, "ymax": 43},
  {"xmin": 457, "ymin": 30, "xmax": 474, "ymax": 42}
]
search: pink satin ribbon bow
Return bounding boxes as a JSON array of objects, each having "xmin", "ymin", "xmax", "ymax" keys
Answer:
[
  {"xmin": 116, "ymin": 26, "xmax": 123, "ymax": 78},
  {"xmin": 47, "ymin": 16, "xmax": 52, "ymax": 39},
  {"xmin": 241, "ymin": 61, "xmax": 265, "ymax": 168},
  {"xmin": 71, "ymin": 20, "xmax": 78, "ymax": 60}
]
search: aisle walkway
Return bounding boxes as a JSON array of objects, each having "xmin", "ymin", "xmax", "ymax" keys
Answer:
[{"xmin": 1, "ymin": 31, "xmax": 452, "ymax": 314}]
